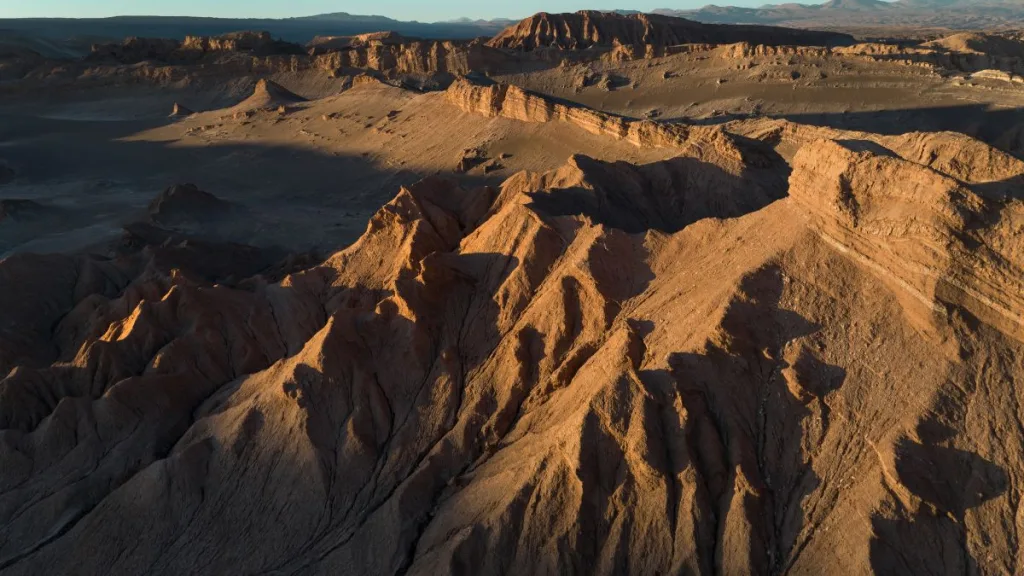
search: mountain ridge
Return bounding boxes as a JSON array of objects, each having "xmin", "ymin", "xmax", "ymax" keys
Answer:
[
  {"xmin": 0, "ymin": 13, "xmax": 512, "ymax": 50},
  {"xmin": 655, "ymin": 0, "xmax": 1024, "ymax": 29}
]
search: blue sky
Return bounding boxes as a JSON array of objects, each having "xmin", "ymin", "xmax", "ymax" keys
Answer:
[{"xmin": 0, "ymin": 1, "xmax": 800, "ymax": 22}]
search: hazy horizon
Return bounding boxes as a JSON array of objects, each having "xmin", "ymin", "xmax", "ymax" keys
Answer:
[{"xmin": 0, "ymin": 0, "xmax": 838, "ymax": 23}]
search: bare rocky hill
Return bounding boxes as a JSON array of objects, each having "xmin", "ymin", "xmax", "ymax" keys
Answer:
[
  {"xmin": 1, "ymin": 11, "xmax": 1024, "ymax": 576},
  {"xmin": 0, "ymin": 14, "xmax": 509, "ymax": 48},
  {"xmin": 660, "ymin": 0, "xmax": 1024, "ymax": 30},
  {"xmin": 487, "ymin": 11, "xmax": 854, "ymax": 51},
  {"xmin": 2, "ymin": 76, "xmax": 1024, "ymax": 574}
]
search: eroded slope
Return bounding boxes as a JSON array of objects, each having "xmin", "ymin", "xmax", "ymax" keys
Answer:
[{"xmin": 0, "ymin": 114, "xmax": 1022, "ymax": 575}]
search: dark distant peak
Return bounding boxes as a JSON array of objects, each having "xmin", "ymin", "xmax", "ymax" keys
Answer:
[
  {"xmin": 289, "ymin": 12, "xmax": 399, "ymax": 23},
  {"xmin": 820, "ymin": 0, "xmax": 893, "ymax": 10},
  {"xmin": 650, "ymin": 0, "xmax": 1024, "ymax": 28},
  {"xmin": 148, "ymin": 183, "xmax": 233, "ymax": 226}
]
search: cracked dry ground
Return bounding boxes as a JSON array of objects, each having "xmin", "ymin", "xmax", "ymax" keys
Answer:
[{"xmin": 1, "ymin": 121, "xmax": 1023, "ymax": 575}]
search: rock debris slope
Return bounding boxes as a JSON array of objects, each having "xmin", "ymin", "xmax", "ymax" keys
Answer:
[{"xmin": 1, "ymin": 114, "xmax": 1023, "ymax": 575}]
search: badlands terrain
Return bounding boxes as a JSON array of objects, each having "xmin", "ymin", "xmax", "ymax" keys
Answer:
[{"xmin": 1, "ymin": 9, "xmax": 1024, "ymax": 575}]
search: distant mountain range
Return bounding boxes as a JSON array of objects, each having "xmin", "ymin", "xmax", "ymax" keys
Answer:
[
  {"xmin": 0, "ymin": 13, "xmax": 510, "ymax": 50},
  {"xmin": 655, "ymin": 0, "xmax": 1024, "ymax": 30},
  {"xmin": 2, "ymin": 1, "xmax": 1023, "ymax": 57}
]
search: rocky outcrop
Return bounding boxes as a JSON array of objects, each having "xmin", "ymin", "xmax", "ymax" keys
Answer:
[
  {"xmin": 0, "ymin": 152, "xmax": 783, "ymax": 574},
  {"xmin": 88, "ymin": 37, "xmax": 182, "ymax": 63},
  {"xmin": 169, "ymin": 102, "xmax": 193, "ymax": 117},
  {"xmin": 181, "ymin": 31, "xmax": 276, "ymax": 53},
  {"xmin": 147, "ymin": 184, "xmax": 233, "ymax": 226},
  {"xmin": 715, "ymin": 41, "xmax": 831, "ymax": 59},
  {"xmin": 231, "ymin": 78, "xmax": 306, "ymax": 112},
  {"xmin": 89, "ymin": 31, "xmax": 303, "ymax": 65},
  {"xmin": 833, "ymin": 34, "xmax": 1024, "ymax": 79},
  {"xmin": 2, "ymin": 130, "xmax": 1024, "ymax": 574},
  {"xmin": 487, "ymin": 10, "xmax": 853, "ymax": 52},
  {"xmin": 444, "ymin": 77, "xmax": 755, "ymax": 166},
  {"xmin": 307, "ymin": 31, "xmax": 407, "ymax": 55},
  {"xmin": 921, "ymin": 32, "xmax": 1024, "ymax": 58},
  {"xmin": 312, "ymin": 39, "xmax": 510, "ymax": 79},
  {"xmin": 790, "ymin": 138, "xmax": 1024, "ymax": 338},
  {"xmin": 55, "ymin": 32, "xmax": 505, "ymax": 93}
]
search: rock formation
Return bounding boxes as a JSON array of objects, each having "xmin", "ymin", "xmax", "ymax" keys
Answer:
[
  {"xmin": 181, "ymin": 31, "xmax": 276, "ymax": 53},
  {"xmin": 169, "ymin": 102, "xmax": 194, "ymax": 117},
  {"xmin": 444, "ymin": 76, "xmax": 758, "ymax": 165},
  {"xmin": 789, "ymin": 138, "xmax": 1024, "ymax": 339},
  {"xmin": 487, "ymin": 10, "xmax": 854, "ymax": 52},
  {"xmin": 1, "ymin": 121, "xmax": 1023, "ymax": 574},
  {"xmin": 922, "ymin": 32, "xmax": 1024, "ymax": 58},
  {"xmin": 311, "ymin": 38, "xmax": 511, "ymax": 80},
  {"xmin": 307, "ymin": 31, "xmax": 408, "ymax": 55},
  {"xmin": 232, "ymin": 78, "xmax": 306, "ymax": 111},
  {"xmin": 4, "ymin": 12, "xmax": 1024, "ymax": 575},
  {"xmin": 89, "ymin": 31, "xmax": 304, "ymax": 65},
  {"xmin": 88, "ymin": 37, "xmax": 183, "ymax": 63},
  {"xmin": 834, "ymin": 33, "xmax": 1024, "ymax": 78},
  {"xmin": 147, "ymin": 183, "xmax": 233, "ymax": 226}
]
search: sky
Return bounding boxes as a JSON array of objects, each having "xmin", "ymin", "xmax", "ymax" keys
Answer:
[{"xmin": 0, "ymin": 1, "xmax": 789, "ymax": 22}]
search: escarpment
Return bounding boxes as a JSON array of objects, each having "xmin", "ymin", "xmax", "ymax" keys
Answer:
[
  {"xmin": 444, "ymin": 77, "xmax": 756, "ymax": 161},
  {"xmin": 312, "ymin": 39, "xmax": 511, "ymax": 78},
  {"xmin": 89, "ymin": 31, "xmax": 302, "ymax": 64},
  {"xmin": 486, "ymin": 10, "xmax": 853, "ymax": 52}
]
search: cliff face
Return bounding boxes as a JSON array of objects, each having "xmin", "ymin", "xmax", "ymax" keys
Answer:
[
  {"xmin": 88, "ymin": 31, "xmax": 303, "ymax": 64},
  {"xmin": 307, "ymin": 32, "xmax": 407, "ymax": 55},
  {"xmin": 313, "ymin": 40, "xmax": 510, "ymax": 78},
  {"xmin": 88, "ymin": 37, "xmax": 184, "ymax": 63},
  {"xmin": 833, "ymin": 34, "xmax": 1024, "ymax": 78},
  {"xmin": 715, "ymin": 42, "xmax": 831, "ymax": 59},
  {"xmin": 53, "ymin": 34, "xmax": 504, "ymax": 94},
  {"xmin": 789, "ymin": 138, "xmax": 1024, "ymax": 338},
  {"xmin": 486, "ymin": 10, "xmax": 853, "ymax": 51},
  {"xmin": 444, "ymin": 77, "xmax": 754, "ymax": 165},
  {"xmin": 79, "ymin": 33, "xmax": 513, "ymax": 85},
  {"xmin": 181, "ymin": 31, "xmax": 276, "ymax": 53}
]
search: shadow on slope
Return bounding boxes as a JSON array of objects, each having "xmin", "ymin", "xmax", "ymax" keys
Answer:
[
  {"xmin": 524, "ymin": 147, "xmax": 790, "ymax": 234},
  {"xmin": 655, "ymin": 266, "xmax": 847, "ymax": 572},
  {"xmin": 870, "ymin": 310, "xmax": 1011, "ymax": 574},
  {"xmin": 0, "ymin": 110, "xmax": 498, "ymax": 256},
  {"xmin": 690, "ymin": 104, "xmax": 1024, "ymax": 160},
  {"xmin": 870, "ymin": 429, "xmax": 1008, "ymax": 574}
]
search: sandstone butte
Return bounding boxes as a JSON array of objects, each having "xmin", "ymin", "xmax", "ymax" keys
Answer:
[{"xmin": 486, "ymin": 10, "xmax": 854, "ymax": 51}]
